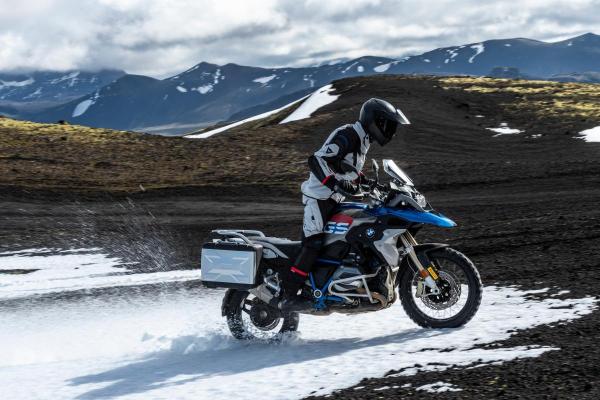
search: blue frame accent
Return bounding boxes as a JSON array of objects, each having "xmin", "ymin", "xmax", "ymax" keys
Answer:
[
  {"xmin": 315, "ymin": 258, "xmax": 342, "ymax": 266},
  {"xmin": 309, "ymin": 273, "xmax": 344, "ymax": 310}
]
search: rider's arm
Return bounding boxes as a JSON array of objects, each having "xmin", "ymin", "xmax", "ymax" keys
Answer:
[{"xmin": 308, "ymin": 127, "xmax": 360, "ymax": 190}]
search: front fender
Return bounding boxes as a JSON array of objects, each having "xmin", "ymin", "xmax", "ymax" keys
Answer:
[{"xmin": 397, "ymin": 243, "xmax": 449, "ymax": 283}]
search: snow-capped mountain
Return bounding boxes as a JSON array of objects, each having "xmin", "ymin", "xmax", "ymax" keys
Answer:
[
  {"xmin": 22, "ymin": 33, "xmax": 600, "ymax": 134},
  {"xmin": 29, "ymin": 57, "xmax": 393, "ymax": 133},
  {"xmin": 0, "ymin": 70, "xmax": 125, "ymax": 110},
  {"xmin": 380, "ymin": 33, "xmax": 600, "ymax": 77}
]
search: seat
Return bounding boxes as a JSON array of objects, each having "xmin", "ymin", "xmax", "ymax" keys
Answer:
[{"xmin": 252, "ymin": 237, "xmax": 302, "ymax": 260}]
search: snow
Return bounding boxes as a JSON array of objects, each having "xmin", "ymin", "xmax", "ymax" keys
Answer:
[
  {"xmin": 176, "ymin": 86, "xmax": 188, "ymax": 93},
  {"xmin": 504, "ymin": 43, "xmax": 512, "ymax": 47},
  {"xmin": 342, "ymin": 61, "xmax": 358, "ymax": 73},
  {"xmin": 280, "ymin": 84, "xmax": 339, "ymax": 124},
  {"xmin": 446, "ymin": 48, "xmax": 459, "ymax": 63},
  {"xmin": 567, "ymin": 41, "xmax": 573, "ymax": 46},
  {"xmin": 423, "ymin": 58, "xmax": 431, "ymax": 63},
  {"xmin": 193, "ymin": 84, "xmax": 213, "ymax": 94},
  {"xmin": 374, "ymin": 62, "xmax": 393, "ymax": 72},
  {"xmin": 50, "ymin": 71, "xmax": 80, "ymax": 85},
  {"xmin": 487, "ymin": 122, "xmax": 523, "ymax": 136},
  {"xmin": 72, "ymin": 91, "xmax": 100, "ymax": 118},
  {"xmin": 23, "ymin": 87, "xmax": 43, "ymax": 99},
  {"xmin": 186, "ymin": 95, "xmax": 308, "ymax": 139},
  {"xmin": 469, "ymin": 43, "xmax": 485, "ymax": 63},
  {"xmin": 0, "ymin": 248, "xmax": 201, "ymax": 299},
  {"xmin": 357, "ymin": 65, "xmax": 364, "ymax": 72},
  {"xmin": 253, "ymin": 74, "xmax": 276, "ymax": 84},
  {"xmin": 0, "ymin": 77, "xmax": 34, "ymax": 89},
  {"xmin": 72, "ymin": 99, "xmax": 94, "ymax": 117},
  {"xmin": 417, "ymin": 381, "xmax": 462, "ymax": 393},
  {"xmin": 0, "ymin": 285, "xmax": 595, "ymax": 399},
  {"xmin": 578, "ymin": 126, "xmax": 600, "ymax": 142}
]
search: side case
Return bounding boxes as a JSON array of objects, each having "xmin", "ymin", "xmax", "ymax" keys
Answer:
[{"xmin": 200, "ymin": 241, "xmax": 263, "ymax": 289}]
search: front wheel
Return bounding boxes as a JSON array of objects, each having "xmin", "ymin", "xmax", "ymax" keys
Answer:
[
  {"xmin": 224, "ymin": 289, "xmax": 299, "ymax": 340},
  {"xmin": 399, "ymin": 247, "xmax": 482, "ymax": 328}
]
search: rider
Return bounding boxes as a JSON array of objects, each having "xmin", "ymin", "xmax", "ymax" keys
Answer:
[{"xmin": 280, "ymin": 98, "xmax": 410, "ymax": 310}]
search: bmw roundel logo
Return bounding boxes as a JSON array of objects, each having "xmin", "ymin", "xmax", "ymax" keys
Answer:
[{"xmin": 366, "ymin": 228, "xmax": 376, "ymax": 238}]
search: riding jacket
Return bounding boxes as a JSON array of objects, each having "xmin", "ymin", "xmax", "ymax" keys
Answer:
[{"xmin": 301, "ymin": 121, "xmax": 371, "ymax": 202}]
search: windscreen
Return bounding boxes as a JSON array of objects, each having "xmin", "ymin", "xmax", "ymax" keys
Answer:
[{"xmin": 382, "ymin": 159, "xmax": 414, "ymax": 186}]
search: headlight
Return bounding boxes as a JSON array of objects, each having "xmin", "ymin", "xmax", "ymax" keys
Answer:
[{"xmin": 414, "ymin": 193, "xmax": 428, "ymax": 208}]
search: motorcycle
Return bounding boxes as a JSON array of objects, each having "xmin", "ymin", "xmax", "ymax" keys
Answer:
[{"xmin": 200, "ymin": 159, "xmax": 482, "ymax": 340}]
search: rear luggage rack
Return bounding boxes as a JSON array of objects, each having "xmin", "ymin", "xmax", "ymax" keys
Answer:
[{"xmin": 211, "ymin": 229, "xmax": 266, "ymax": 244}]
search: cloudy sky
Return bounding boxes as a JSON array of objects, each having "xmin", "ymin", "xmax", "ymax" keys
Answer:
[{"xmin": 0, "ymin": 0, "xmax": 598, "ymax": 77}]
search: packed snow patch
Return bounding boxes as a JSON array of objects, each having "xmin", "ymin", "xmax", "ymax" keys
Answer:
[
  {"xmin": 342, "ymin": 61, "xmax": 358, "ymax": 73},
  {"xmin": 0, "ymin": 285, "xmax": 595, "ymax": 399},
  {"xmin": 578, "ymin": 126, "xmax": 600, "ymax": 142},
  {"xmin": 357, "ymin": 65, "xmax": 364, "ymax": 72},
  {"xmin": 176, "ymin": 86, "xmax": 187, "ymax": 93},
  {"xmin": 487, "ymin": 122, "xmax": 523, "ymax": 136},
  {"xmin": 186, "ymin": 95, "xmax": 308, "ymax": 139},
  {"xmin": 0, "ymin": 77, "xmax": 34, "ymax": 89},
  {"xmin": 469, "ymin": 43, "xmax": 485, "ymax": 63},
  {"xmin": 50, "ymin": 71, "xmax": 80, "ymax": 85},
  {"xmin": 374, "ymin": 62, "xmax": 394, "ymax": 72},
  {"xmin": 253, "ymin": 75, "xmax": 276, "ymax": 84},
  {"xmin": 193, "ymin": 84, "xmax": 213, "ymax": 94},
  {"xmin": 417, "ymin": 381, "xmax": 462, "ymax": 393},
  {"xmin": 280, "ymin": 84, "xmax": 339, "ymax": 124},
  {"xmin": 0, "ymin": 247, "xmax": 200, "ymax": 299},
  {"xmin": 72, "ymin": 91, "xmax": 100, "ymax": 118}
]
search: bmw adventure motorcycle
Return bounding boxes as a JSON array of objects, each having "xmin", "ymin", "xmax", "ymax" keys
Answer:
[{"xmin": 200, "ymin": 159, "xmax": 482, "ymax": 340}]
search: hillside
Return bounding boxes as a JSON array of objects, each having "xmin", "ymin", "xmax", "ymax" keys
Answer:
[{"xmin": 1, "ymin": 75, "xmax": 599, "ymax": 197}]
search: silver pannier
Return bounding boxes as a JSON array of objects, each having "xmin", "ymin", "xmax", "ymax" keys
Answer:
[{"xmin": 200, "ymin": 233, "xmax": 263, "ymax": 289}]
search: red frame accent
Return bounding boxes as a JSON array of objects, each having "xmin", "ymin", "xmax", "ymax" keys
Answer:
[{"xmin": 291, "ymin": 266, "xmax": 308, "ymax": 277}]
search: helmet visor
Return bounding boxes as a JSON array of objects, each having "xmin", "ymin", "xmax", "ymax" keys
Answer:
[
  {"xmin": 395, "ymin": 108, "xmax": 410, "ymax": 125},
  {"xmin": 383, "ymin": 119, "xmax": 398, "ymax": 139}
]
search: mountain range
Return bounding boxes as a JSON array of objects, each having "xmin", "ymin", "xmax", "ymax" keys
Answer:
[
  {"xmin": 3, "ymin": 32, "xmax": 598, "ymax": 135},
  {"xmin": 0, "ymin": 69, "xmax": 125, "ymax": 114}
]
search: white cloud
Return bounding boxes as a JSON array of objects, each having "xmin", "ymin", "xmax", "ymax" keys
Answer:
[{"xmin": 0, "ymin": 0, "xmax": 597, "ymax": 77}]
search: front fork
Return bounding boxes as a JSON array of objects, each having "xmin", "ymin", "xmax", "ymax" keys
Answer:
[{"xmin": 400, "ymin": 232, "xmax": 441, "ymax": 296}]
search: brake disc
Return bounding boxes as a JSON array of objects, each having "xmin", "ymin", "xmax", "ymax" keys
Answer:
[{"xmin": 420, "ymin": 271, "xmax": 461, "ymax": 310}]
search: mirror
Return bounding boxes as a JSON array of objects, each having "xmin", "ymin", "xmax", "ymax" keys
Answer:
[
  {"xmin": 382, "ymin": 159, "xmax": 414, "ymax": 186},
  {"xmin": 371, "ymin": 159, "xmax": 379, "ymax": 183}
]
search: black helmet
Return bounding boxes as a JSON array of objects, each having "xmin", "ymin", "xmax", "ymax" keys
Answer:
[{"xmin": 359, "ymin": 98, "xmax": 410, "ymax": 146}]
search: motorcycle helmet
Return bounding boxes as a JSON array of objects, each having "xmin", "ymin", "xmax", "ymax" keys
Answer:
[{"xmin": 359, "ymin": 98, "xmax": 410, "ymax": 146}]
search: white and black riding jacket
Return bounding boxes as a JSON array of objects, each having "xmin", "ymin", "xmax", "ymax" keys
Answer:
[{"xmin": 301, "ymin": 121, "xmax": 371, "ymax": 202}]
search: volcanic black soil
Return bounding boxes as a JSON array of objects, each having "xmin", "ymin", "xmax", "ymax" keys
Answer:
[{"xmin": 1, "ymin": 75, "xmax": 600, "ymax": 398}]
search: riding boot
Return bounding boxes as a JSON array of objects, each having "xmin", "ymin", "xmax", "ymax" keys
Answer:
[{"xmin": 279, "ymin": 234, "xmax": 324, "ymax": 312}]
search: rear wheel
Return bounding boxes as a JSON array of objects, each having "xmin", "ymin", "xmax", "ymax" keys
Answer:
[
  {"xmin": 224, "ymin": 290, "xmax": 299, "ymax": 340},
  {"xmin": 399, "ymin": 247, "xmax": 482, "ymax": 328}
]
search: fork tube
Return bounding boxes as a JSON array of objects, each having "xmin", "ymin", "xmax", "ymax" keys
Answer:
[{"xmin": 401, "ymin": 232, "xmax": 440, "ymax": 293}]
